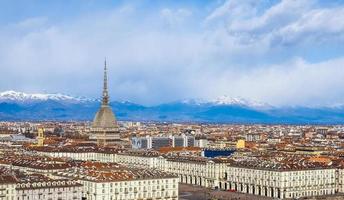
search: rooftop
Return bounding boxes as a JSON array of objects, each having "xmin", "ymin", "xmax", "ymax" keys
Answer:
[
  {"xmin": 56, "ymin": 166, "xmax": 177, "ymax": 182},
  {"xmin": 0, "ymin": 153, "xmax": 76, "ymax": 170},
  {"xmin": 229, "ymin": 154, "xmax": 336, "ymax": 171}
]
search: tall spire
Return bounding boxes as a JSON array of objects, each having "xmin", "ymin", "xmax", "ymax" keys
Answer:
[{"xmin": 102, "ymin": 58, "xmax": 109, "ymax": 106}]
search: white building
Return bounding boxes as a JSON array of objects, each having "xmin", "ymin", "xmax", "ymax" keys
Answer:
[
  {"xmin": 56, "ymin": 167, "xmax": 179, "ymax": 200},
  {"xmin": 16, "ymin": 179, "xmax": 83, "ymax": 200},
  {"xmin": 161, "ymin": 156, "xmax": 229, "ymax": 189},
  {"xmin": 195, "ymin": 139, "xmax": 208, "ymax": 148},
  {"xmin": 225, "ymin": 158, "xmax": 337, "ymax": 199},
  {"xmin": 131, "ymin": 134, "xmax": 195, "ymax": 149},
  {"xmin": 112, "ymin": 152, "xmax": 229, "ymax": 189},
  {"xmin": 338, "ymin": 166, "xmax": 344, "ymax": 193},
  {"xmin": 0, "ymin": 167, "xmax": 82, "ymax": 200},
  {"xmin": 33, "ymin": 148, "xmax": 344, "ymax": 199},
  {"xmin": 245, "ymin": 133, "xmax": 261, "ymax": 142},
  {"xmin": 0, "ymin": 178, "xmax": 16, "ymax": 200},
  {"xmin": 115, "ymin": 151, "xmax": 160, "ymax": 169}
]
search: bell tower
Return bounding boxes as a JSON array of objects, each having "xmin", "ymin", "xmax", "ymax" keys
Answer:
[{"xmin": 37, "ymin": 128, "xmax": 45, "ymax": 147}]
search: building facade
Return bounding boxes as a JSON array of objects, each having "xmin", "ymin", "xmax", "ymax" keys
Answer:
[
  {"xmin": 131, "ymin": 135, "xmax": 195, "ymax": 149},
  {"xmin": 225, "ymin": 162, "xmax": 337, "ymax": 199},
  {"xmin": 56, "ymin": 168, "xmax": 179, "ymax": 200},
  {"xmin": 16, "ymin": 180, "xmax": 83, "ymax": 200},
  {"xmin": 35, "ymin": 149, "xmax": 344, "ymax": 199},
  {"xmin": 338, "ymin": 167, "xmax": 344, "ymax": 193},
  {"xmin": 0, "ymin": 180, "xmax": 16, "ymax": 200}
]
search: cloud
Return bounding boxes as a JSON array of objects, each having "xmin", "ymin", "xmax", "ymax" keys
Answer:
[
  {"xmin": 0, "ymin": 0, "xmax": 344, "ymax": 106},
  {"xmin": 273, "ymin": 7, "xmax": 344, "ymax": 45},
  {"xmin": 206, "ymin": 0, "xmax": 344, "ymax": 48},
  {"xmin": 226, "ymin": 0, "xmax": 312, "ymax": 33},
  {"xmin": 207, "ymin": 57, "xmax": 344, "ymax": 107},
  {"xmin": 160, "ymin": 8, "xmax": 192, "ymax": 27},
  {"xmin": 205, "ymin": 0, "xmax": 260, "ymax": 23}
]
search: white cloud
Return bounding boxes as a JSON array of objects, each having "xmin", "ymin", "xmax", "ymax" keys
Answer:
[
  {"xmin": 205, "ymin": 0, "xmax": 259, "ymax": 24},
  {"xmin": 228, "ymin": 0, "xmax": 311, "ymax": 32},
  {"xmin": 0, "ymin": 1, "xmax": 344, "ymax": 106},
  {"xmin": 160, "ymin": 8, "xmax": 192, "ymax": 27},
  {"xmin": 274, "ymin": 7, "xmax": 344, "ymax": 45},
  {"xmin": 205, "ymin": 57, "xmax": 344, "ymax": 107},
  {"xmin": 210, "ymin": 0, "xmax": 344, "ymax": 48}
]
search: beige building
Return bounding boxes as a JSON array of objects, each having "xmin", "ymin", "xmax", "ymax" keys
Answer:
[{"xmin": 89, "ymin": 60, "xmax": 121, "ymax": 146}]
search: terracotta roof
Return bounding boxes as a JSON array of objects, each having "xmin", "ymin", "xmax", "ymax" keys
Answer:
[
  {"xmin": 229, "ymin": 154, "xmax": 336, "ymax": 171},
  {"xmin": 56, "ymin": 166, "xmax": 177, "ymax": 182},
  {"xmin": 0, "ymin": 153, "xmax": 76, "ymax": 170}
]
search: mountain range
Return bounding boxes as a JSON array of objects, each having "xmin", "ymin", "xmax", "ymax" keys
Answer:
[{"xmin": 1, "ymin": 91, "xmax": 344, "ymax": 124}]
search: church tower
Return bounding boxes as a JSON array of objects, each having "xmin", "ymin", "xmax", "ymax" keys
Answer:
[
  {"xmin": 89, "ymin": 59, "xmax": 120, "ymax": 146},
  {"xmin": 37, "ymin": 128, "xmax": 44, "ymax": 147}
]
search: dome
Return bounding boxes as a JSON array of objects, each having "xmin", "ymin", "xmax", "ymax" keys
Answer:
[{"xmin": 92, "ymin": 105, "xmax": 117, "ymax": 128}]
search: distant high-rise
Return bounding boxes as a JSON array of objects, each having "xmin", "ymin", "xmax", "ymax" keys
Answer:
[
  {"xmin": 131, "ymin": 134, "xmax": 195, "ymax": 149},
  {"xmin": 89, "ymin": 59, "xmax": 120, "ymax": 146}
]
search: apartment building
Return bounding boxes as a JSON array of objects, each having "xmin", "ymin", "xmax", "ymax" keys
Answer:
[
  {"xmin": 56, "ymin": 167, "xmax": 179, "ymax": 200},
  {"xmin": 16, "ymin": 179, "xmax": 82, "ymax": 200},
  {"xmin": 0, "ymin": 167, "xmax": 82, "ymax": 200},
  {"xmin": 162, "ymin": 156, "xmax": 229, "ymax": 189},
  {"xmin": 0, "ymin": 174, "xmax": 16, "ymax": 200},
  {"xmin": 225, "ymin": 157, "xmax": 337, "ymax": 199},
  {"xmin": 131, "ymin": 135, "xmax": 195, "ymax": 149}
]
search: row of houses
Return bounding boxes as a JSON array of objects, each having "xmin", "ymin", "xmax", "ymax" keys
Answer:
[{"xmin": 37, "ymin": 149, "xmax": 344, "ymax": 199}]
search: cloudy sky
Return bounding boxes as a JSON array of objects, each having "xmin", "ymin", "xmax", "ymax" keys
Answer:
[{"xmin": 1, "ymin": 0, "xmax": 344, "ymax": 106}]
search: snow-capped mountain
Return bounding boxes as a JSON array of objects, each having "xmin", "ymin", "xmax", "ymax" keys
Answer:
[
  {"xmin": 0, "ymin": 91, "xmax": 94, "ymax": 103},
  {"xmin": 0, "ymin": 91, "xmax": 270, "ymax": 108},
  {"xmin": 210, "ymin": 95, "xmax": 272, "ymax": 109},
  {"xmin": 1, "ymin": 90, "xmax": 344, "ymax": 124},
  {"xmin": 181, "ymin": 95, "xmax": 272, "ymax": 109}
]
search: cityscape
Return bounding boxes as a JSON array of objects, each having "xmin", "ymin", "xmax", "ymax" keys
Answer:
[{"xmin": 1, "ymin": 1, "xmax": 344, "ymax": 200}]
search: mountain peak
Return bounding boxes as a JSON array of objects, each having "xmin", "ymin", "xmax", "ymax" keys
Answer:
[
  {"xmin": 211, "ymin": 95, "xmax": 271, "ymax": 109},
  {"xmin": 181, "ymin": 95, "xmax": 271, "ymax": 109},
  {"xmin": 0, "ymin": 90, "xmax": 93, "ymax": 103},
  {"xmin": 212, "ymin": 95, "xmax": 247, "ymax": 105},
  {"xmin": 0, "ymin": 91, "xmax": 342, "ymax": 123}
]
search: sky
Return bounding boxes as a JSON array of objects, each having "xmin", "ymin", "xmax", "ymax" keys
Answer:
[{"xmin": 1, "ymin": 0, "xmax": 344, "ymax": 106}]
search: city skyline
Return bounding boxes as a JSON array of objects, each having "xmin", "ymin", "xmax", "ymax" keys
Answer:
[{"xmin": 1, "ymin": 0, "xmax": 344, "ymax": 106}]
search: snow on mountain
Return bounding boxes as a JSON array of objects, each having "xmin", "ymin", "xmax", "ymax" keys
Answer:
[
  {"xmin": 212, "ymin": 95, "xmax": 249, "ymax": 105},
  {"xmin": 0, "ymin": 91, "xmax": 94, "ymax": 103},
  {"xmin": 0, "ymin": 91, "xmax": 344, "ymax": 123},
  {"xmin": 180, "ymin": 98, "xmax": 208, "ymax": 105},
  {"xmin": 211, "ymin": 95, "xmax": 272, "ymax": 109},
  {"xmin": 0, "ymin": 91, "xmax": 270, "ymax": 109},
  {"xmin": 181, "ymin": 95, "xmax": 272, "ymax": 109}
]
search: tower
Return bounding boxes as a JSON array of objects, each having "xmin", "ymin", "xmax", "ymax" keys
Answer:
[
  {"xmin": 102, "ymin": 59, "xmax": 109, "ymax": 106},
  {"xmin": 37, "ymin": 128, "xmax": 44, "ymax": 147},
  {"xmin": 89, "ymin": 59, "xmax": 120, "ymax": 146}
]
